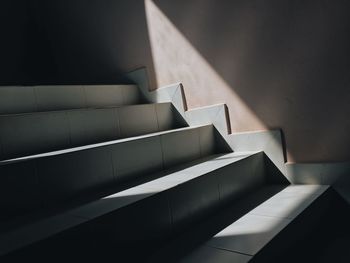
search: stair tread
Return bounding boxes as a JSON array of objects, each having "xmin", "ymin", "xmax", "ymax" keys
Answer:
[
  {"xmin": 0, "ymin": 125, "xmax": 205, "ymax": 164},
  {"xmin": 0, "ymin": 151, "xmax": 257, "ymax": 256},
  {"xmin": 183, "ymin": 185, "xmax": 329, "ymax": 262},
  {"xmin": 247, "ymin": 185, "xmax": 329, "ymax": 219}
]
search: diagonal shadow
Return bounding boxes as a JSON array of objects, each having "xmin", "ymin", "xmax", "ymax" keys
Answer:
[{"xmin": 145, "ymin": 0, "xmax": 350, "ymax": 163}]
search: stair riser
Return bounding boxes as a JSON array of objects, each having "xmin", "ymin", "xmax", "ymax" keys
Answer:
[
  {"xmin": 0, "ymin": 85, "xmax": 141, "ymax": 115},
  {"xmin": 0, "ymin": 103, "xmax": 185, "ymax": 160},
  {"xmin": 0, "ymin": 126, "xmax": 216, "ymax": 217}
]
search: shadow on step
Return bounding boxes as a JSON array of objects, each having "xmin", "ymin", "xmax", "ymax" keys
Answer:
[
  {"xmin": 0, "ymin": 152, "xmax": 287, "ymax": 262},
  {"xmin": 1, "ymin": 185, "xmax": 286, "ymax": 263},
  {"xmin": 149, "ymin": 185, "xmax": 287, "ymax": 263},
  {"xmin": 251, "ymin": 188, "xmax": 350, "ymax": 263},
  {"xmin": 264, "ymin": 153, "xmax": 290, "ymax": 185}
]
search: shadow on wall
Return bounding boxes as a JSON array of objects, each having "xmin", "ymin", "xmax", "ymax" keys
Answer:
[
  {"xmin": 36, "ymin": 0, "xmax": 154, "ymax": 84},
  {"xmin": 0, "ymin": 0, "xmax": 57, "ymax": 84},
  {"xmin": 145, "ymin": 0, "xmax": 350, "ymax": 163},
  {"xmin": 0, "ymin": 0, "xmax": 156, "ymax": 85}
]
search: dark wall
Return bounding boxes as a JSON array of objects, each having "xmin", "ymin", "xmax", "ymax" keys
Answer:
[
  {"xmin": 0, "ymin": 0, "xmax": 154, "ymax": 85},
  {"xmin": 0, "ymin": 0, "xmax": 56, "ymax": 84},
  {"xmin": 38, "ymin": 0, "xmax": 156, "ymax": 84}
]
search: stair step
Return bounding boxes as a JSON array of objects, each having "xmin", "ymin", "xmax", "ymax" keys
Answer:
[
  {"xmin": 0, "ymin": 85, "xmax": 142, "ymax": 115},
  {"xmin": 0, "ymin": 125, "xmax": 222, "ymax": 220},
  {"xmin": 180, "ymin": 185, "xmax": 330, "ymax": 263},
  {"xmin": 0, "ymin": 152, "xmax": 266, "ymax": 258},
  {"xmin": 0, "ymin": 102, "xmax": 187, "ymax": 160},
  {"xmin": 67, "ymin": 152, "xmax": 260, "ymax": 220}
]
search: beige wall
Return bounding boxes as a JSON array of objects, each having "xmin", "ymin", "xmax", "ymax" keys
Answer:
[
  {"xmin": 143, "ymin": 0, "xmax": 350, "ymax": 163},
  {"xmin": 2, "ymin": 0, "xmax": 349, "ymax": 163}
]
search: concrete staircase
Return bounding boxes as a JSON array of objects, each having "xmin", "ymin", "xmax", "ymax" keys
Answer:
[{"xmin": 0, "ymin": 82, "xmax": 332, "ymax": 262}]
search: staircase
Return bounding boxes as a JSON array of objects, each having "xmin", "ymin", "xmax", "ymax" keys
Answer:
[{"xmin": 0, "ymin": 81, "xmax": 333, "ymax": 262}]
